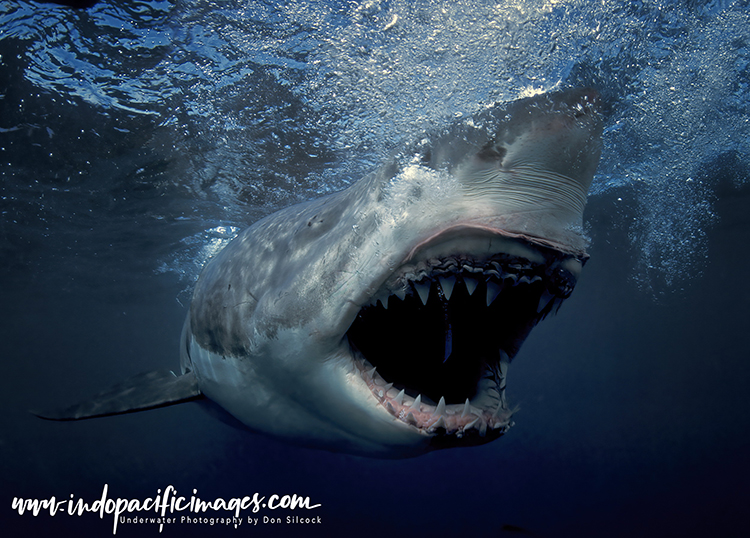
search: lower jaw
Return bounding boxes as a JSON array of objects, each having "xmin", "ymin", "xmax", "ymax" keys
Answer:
[{"xmin": 352, "ymin": 350, "xmax": 513, "ymax": 441}]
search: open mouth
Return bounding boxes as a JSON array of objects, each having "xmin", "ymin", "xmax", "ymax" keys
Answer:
[{"xmin": 345, "ymin": 235, "xmax": 582, "ymax": 446}]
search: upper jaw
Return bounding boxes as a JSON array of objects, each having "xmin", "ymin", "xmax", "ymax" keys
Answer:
[{"xmin": 343, "ymin": 228, "xmax": 583, "ymax": 445}]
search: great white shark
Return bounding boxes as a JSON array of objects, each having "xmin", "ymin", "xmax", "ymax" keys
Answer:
[{"xmin": 38, "ymin": 87, "xmax": 603, "ymax": 458}]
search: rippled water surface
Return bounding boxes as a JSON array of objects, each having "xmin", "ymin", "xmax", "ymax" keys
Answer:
[{"xmin": 2, "ymin": 1, "xmax": 749, "ymax": 537}]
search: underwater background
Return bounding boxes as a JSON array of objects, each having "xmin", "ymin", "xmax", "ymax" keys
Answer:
[{"xmin": 1, "ymin": 0, "xmax": 749, "ymax": 536}]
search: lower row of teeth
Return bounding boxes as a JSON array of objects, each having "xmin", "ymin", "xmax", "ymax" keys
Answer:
[{"xmin": 355, "ymin": 359, "xmax": 513, "ymax": 438}]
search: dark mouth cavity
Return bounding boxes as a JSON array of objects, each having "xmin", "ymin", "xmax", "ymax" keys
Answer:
[{"xmin": 346, "ymin": 247, "xmax": 578, "ymax": 407}]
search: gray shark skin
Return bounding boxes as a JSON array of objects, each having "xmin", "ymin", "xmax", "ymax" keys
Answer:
[{"xmin": 37, "ymin": 88, "xmax": 603, "ymax": 459}]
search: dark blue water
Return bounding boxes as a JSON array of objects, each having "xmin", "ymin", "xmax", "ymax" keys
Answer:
[{"xmin": 2, "ymin": 1, "xmax": 749, "ymax": 536}]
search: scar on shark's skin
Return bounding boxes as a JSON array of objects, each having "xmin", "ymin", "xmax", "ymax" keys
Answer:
[{"xmin": 35, "ymin": 88, "xmax": 604, "ymax": 459}]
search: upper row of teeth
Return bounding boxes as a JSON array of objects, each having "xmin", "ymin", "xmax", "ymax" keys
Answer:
[{"xmin": 367, "ymin": 271, "xmax": 551, "ymax": 312}]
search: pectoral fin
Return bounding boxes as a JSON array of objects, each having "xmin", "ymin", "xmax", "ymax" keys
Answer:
[{"xmin": 33, "ymin": 370, "xmax": 203, "ymax": 421}]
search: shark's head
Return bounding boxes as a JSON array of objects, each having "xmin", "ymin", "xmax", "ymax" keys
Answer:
[{"xmin": 184, "ymin": 88, "xmax": 603, "ymax": 457}]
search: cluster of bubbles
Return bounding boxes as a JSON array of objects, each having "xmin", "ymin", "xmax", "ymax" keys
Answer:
[{"xmin": 2, "ymin": 0, "xmax": 748, "ymax": 294}]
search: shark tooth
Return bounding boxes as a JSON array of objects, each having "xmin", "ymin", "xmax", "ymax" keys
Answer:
[
  {"xmin": 395, "ymin": 287, "xmax": 406, "ymax": 301},
  {"xmin": 438, "ymin": 276, "xmax": 456, "ymax": 300},
  {"xmin": 410, "ymin": 394, "xmax": 422, "ymax": 411},
  {"xmin": 414, "ymin": 281, "xmax": 431, "ymax": 305},
  {"xmin": 461, "ymin": 398, "xmax": 471, "ymax": 418},
  {"xmin": 499, "ymin": 359, "xmax": 509, "ymax": 379},
  {"xmin": 478, "ymin": 420, "xmax": 488, "ymax": 437},
  {"xmin": 486, "ymin": 280, "xmax": 502, "ymax": 306},
  {"xmin": 537, "ymin": 290, "xmax": 554, "ymax": 313},
  {"xmin": 464, "ymin": 417, "xmax": 480, "ymax": 430},
  {"xmin": 433, "ymin": 396, "xmax": 446, "ymax": 417},
  {"xmin": 464, "ymin": 276, "xmax": 479, "ymax": 296},
  {"xmin": 430, "ymin": 415, "xmax": 447, "ymax": 430},
  {"xmin": 395, "ymin": 389, "xmax": 405, "ymax": 405}
]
